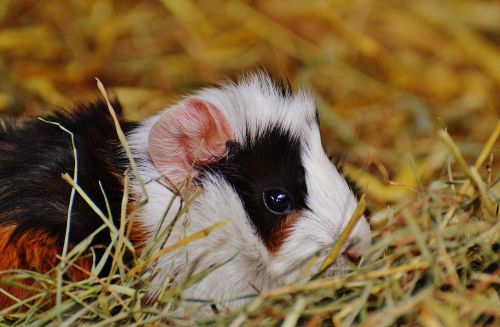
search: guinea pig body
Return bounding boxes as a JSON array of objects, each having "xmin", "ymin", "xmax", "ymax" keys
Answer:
[
  {"xmin": 0, "ymin": 101, "xmax": 144, "ymax": 306},
  {"xmin": 0, "ymin": 73, "xmax": 371, "ymax": 309}
]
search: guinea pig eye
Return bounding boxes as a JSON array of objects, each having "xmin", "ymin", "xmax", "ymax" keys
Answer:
[{"xmin": 262, "ymin": 189, "xmax": 293, "ymax": 215}]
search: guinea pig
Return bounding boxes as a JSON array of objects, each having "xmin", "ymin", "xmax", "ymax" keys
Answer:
[{"xmin": 0, "ymin": 72, "xmax": 371, "ymax": 309}]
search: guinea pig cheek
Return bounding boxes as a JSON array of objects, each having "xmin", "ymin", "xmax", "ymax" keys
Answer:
[{"xmin": 266, "ymin": 211, "xmax": 301, "ymax": 255}]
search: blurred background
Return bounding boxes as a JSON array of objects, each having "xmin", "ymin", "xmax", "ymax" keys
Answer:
[{"xmin": 0, "ymin": 0, "xmax": 498, "ymax": 211}]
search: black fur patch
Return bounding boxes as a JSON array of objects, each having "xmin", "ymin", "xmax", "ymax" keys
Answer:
[
  {"xmin": 202, "ymin": 127, "xmax": 308, "ymax": 250},
  {"xmin": 0, "ymin": 100, "xmax": 137, "ymax": 251}
]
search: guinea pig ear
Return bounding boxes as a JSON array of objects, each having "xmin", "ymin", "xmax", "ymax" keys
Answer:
[{"xmin": 148, "ymin": 99, "xmax": 233, "ymax": 194}]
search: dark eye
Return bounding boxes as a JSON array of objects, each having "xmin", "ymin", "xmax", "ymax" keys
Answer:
[{"xmin": 262, "ymin": 189, "xmax": 293, "ymax": 215}]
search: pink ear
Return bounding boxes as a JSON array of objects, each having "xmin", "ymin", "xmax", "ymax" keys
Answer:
[{"xmin": 148, "ymin": 99, "xmax": 233, "ymax": 193}]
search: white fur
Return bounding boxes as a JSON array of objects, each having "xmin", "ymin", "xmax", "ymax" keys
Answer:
[{"xmin": 126, "ymin": 73, "xmax": 371, "ymax": 309}]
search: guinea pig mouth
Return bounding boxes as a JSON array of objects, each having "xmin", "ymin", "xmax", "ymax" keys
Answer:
[
  {"xmin": 321, "ymin": 261, "xmax": 356, "ymax": 278},
  {"xmin": 320, "ymin": 252, "xmax": 365, "ymax": 278}
]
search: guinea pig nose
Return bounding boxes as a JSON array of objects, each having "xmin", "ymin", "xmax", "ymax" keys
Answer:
[{"xmin": 344, "ymin": 249, "xmax": 361, "ymax": 265}]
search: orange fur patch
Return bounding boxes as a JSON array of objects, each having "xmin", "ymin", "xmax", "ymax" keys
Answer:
[
  {"xmin": 125, "ymin": 201, "xmax": 151, "ymax": 257},
  {"xmin": 0, "ymin": 225, "xmax": 92, "ymax": 309},
  {"xmin": 128, "ymin": 218, "xmax": 149, "ymax": 256},
  {"xmin": 267, "ymin": 212, "xmax": 300, "ymax": 254}
]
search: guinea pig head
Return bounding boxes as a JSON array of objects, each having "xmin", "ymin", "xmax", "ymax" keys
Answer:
[{"xmin": 138, "ymin": 74, "xmax": 371, "ymax": 305}]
